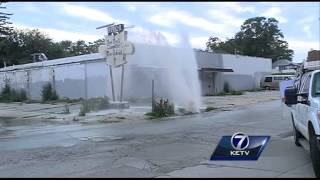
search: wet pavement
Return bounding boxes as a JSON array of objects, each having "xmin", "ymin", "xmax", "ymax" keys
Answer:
[{"xmin": 0, "ymin": 100, "xmax": 315, "ymax": 177}]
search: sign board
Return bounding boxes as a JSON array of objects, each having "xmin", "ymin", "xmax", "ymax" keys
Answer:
[
  {"xmin": 99, "ymin": 30, "xmax": 135, "ymax": 67},
  {"xmin": 108, "ymin": 24, "xmax": 124, "ymax": 35}
]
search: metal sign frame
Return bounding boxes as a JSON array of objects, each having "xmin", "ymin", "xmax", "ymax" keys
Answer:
[{"xmin": 97, "ymin": 23, "xmax": 135, "ymax": 103}]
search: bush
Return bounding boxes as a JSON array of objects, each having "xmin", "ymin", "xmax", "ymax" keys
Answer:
[
  {"xmin": 223, "ymin": 82, "xmax": 230, "ymax": 93},
  {"xmin": 205, "ymin": 106, "xmax": 217, "ymax": 112},
  {"xmin": 146, "ymin": 99, "xmax": 175, "ymax": 119},
  {"xmin": 0, "ymin": 83, "xmax": 11, "ymax": 101},
  {"xmin": 11, "ymin": 89, "xmax": 28, "ymax": 102},
  {"xmin": 0, "ymin": 83, "xmax": 28, "ymax": 102},
  {"xmin": 41, "ymin": 83, "xmax": 59, "ymax": 102}
]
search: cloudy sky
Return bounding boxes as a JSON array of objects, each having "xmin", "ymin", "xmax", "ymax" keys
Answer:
[{"xmin": 5, "ymin": 1, "xmax": 320, "ymax": 62}]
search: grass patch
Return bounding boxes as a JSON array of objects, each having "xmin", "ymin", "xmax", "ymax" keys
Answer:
[
  {"xmin": 63, "ymin": 104, "xmax": 70, "ymax": 114},
  {"xmin": 24, "ymin": 100, "xmax": 41, "ymax": 103},
  {"xmin": 116, "ymin": 116, "xmax": 126, "ymax": 119},
  {"xmin": 213, "ymin": 91, "xmax": 243, "ymax": 96},
  {"xmin": 43, "ymin": 97, "xmax": 82, "ymax": 104},
  {"xmin": 205, "ymin": 106, "xmax": 218, "ymax": 112},
  {"xmin": 214, "ymin": 92, "xmax": 227, "ymax": 96},
  {"xmin": 246, "ymin": 88, "xmax": 263, "ymax": 92},
  {"xmin": 45, "ymin": 116, "xmax": 56, "ymax": 119},
  {"xmin": 79, "ymin": 97, "xmax": 110, "ymax": 116},
  {"xmin": 145, "ymin": 112, "xmax": 164, "ymax": 119},
  {"xmin": 229, "ymin": 90, "xmax": 243, "ymax": 95}
]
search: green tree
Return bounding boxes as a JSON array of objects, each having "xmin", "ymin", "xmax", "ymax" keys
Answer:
[
  {"xmin": 69, "ymin": 40, "xmax": 89, "ymax": 55},
  {"xmin": 0, "ymin": 29, "xmax": 60, "ymax": 66},
  {"xmin": 206, "ymin": 17, "xmax": 294, "ymax": 62},
  {"xmin": 0, "ymin": 2, "xmax": 13, "ymax": 37},
  {"xmin": 88, "ymin": 38, "xmax": 104, "ymax": 53},
  {"xmin": 0, "ymin": 27, "xmax": 105, "ymax": 67},
  {"xmin": 56, "ymin": 40, "xmax": 73, "ymax": 57}
]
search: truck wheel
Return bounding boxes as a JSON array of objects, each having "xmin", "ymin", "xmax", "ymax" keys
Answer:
[
  {"xmin": 309, "ymin": 126, "xmax": 320, "ymax": 177},
  {"xmin": 292, "ymin": 118, "xmax": 302, "ymax": 147}
]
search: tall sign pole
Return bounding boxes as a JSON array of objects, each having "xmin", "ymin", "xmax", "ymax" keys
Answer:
[
  {"xmin": 109, "ymin": 64, "xmax": 115, "ymax": 101},
  {"xmin": 97, "ymin": 23, "xmax": 135, "ymax": 103}
]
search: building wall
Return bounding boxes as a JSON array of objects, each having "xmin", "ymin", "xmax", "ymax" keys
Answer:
[
  {"xmin": 0, "ymin": 43, "xmax": 202, "ymax": 105},
  {"xmin": 195, "ymin": 51, "xmax": 223, "ymax": 68},
  {"xmin": 221, "ymin": 54, "xmax": 272, "ymax": 91},
  {"xmin": 0, "ymin": 47, "xmax": 272, "ymax": 100}
]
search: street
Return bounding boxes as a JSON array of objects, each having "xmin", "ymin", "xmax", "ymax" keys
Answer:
[{"xmin": 0, "ymin": 99, "xmax": 315, "ymax": 177}]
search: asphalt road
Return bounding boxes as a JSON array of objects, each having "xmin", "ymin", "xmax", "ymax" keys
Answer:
[{"xmin": 0, "ymin": 100, "xmax": 315, "ymax": 177}]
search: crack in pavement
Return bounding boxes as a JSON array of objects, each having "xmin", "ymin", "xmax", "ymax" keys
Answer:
[{"xmin": 200, "ymin": 163, "xmax": 283, "ymax": 173}]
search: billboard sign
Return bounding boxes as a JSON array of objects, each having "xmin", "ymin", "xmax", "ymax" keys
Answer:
[{"xmin": 99, "ymin": 30, "xmax": 135, "ymax": 67}]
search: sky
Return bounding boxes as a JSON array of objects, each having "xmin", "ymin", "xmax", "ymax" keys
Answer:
[{"xmin": 4, "ymin": 1, "xmax": 320, "ymax": 63}]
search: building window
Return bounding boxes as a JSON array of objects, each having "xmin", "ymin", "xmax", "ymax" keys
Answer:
[{"xmin": 279, "ymin": 66, "xmax": 286, "ymax": 70}]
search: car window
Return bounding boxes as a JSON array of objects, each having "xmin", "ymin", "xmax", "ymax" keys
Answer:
[
  {"xmin": 312, "ymin": 72, "xmax": 320, "ymax": 97},
  {"xmin": 274, "ymin": 76, "xmax": 282, "ymax": 81},
  {"xmin": 265, "ymin": 77, "xmax": 272, "ymax": 82}
]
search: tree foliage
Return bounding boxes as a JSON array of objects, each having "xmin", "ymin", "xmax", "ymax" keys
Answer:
[
  {"xmin": 0, "ymin": 28, "xmax": 105, "ymax": 68},
  {"xmin": 0, "ymin": 2, "xmax": 13, "ymax": 37},
  {"xmin": 206, "ymin": 17, "xmax": 294, "ymax": 62},
  {"xmin": 0, "ymin": 3, "xmax": 112, "ymax": 68}
]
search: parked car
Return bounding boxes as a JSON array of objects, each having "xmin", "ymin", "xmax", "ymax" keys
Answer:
[
  {"xmin": 261, "ymin": 74, "xmax": 294, "ymax": 90},
  {"xmin": 284, "ymin": 64, "xmax": 320, "ymax": 177}
]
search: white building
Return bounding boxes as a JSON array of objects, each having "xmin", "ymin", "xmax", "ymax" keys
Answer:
[
  {"xmin": 272, "ymin": 59, "xmax": 299, "ymax": 74},
  {"xmin": 0, "ymin": 43, "xmax": 272, "ymax": 100},
  {"xmin": 196, "ymin": 50, "xmax": 271, "ymax": 95}
]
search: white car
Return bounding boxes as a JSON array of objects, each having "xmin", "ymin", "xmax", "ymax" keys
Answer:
[{"xmin": 285, "ymin": 69, "xmax": 320, "ymax": 177}]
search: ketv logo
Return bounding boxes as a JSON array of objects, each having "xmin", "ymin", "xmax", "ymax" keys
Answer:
[{"xmin": 210, "ymin": 132, "xmax": 270, "ymax": 160}]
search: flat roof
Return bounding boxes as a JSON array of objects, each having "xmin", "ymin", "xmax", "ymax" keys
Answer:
[{"xmin": 200, "ymin": 68, "xmax": 234, "ymax": 72}]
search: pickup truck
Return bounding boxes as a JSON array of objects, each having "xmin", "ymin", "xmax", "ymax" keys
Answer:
[{"xmin": 284, "ymin": 69, "xmax": 320, "ymax": 177}]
